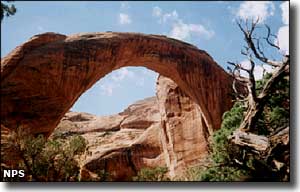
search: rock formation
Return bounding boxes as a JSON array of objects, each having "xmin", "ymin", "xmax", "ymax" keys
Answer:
[
  {"xmin": 52, "ymin": 97, "xmax": 163, "ymax": 181},
  {"xmin": 1, "ymin": 32, "xmax": 234, "ymax": 137},
  {"xmin": 156, "ymin": 76, "xmax": 210, "ymax": 178},
  {"xmin": 50, "ymin": 76, "xmax": 216, "ymax": 180},
  {"xmin": 55, "ymin": 97, "xmax": 160, "ymax": 134}
]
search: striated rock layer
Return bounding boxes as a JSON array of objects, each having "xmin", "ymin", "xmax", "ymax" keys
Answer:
[{"xmin": 1, "ymin": 32, "xmax": 234, "ymax": 137}]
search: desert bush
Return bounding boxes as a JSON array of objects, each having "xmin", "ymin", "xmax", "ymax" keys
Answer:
[
  {"xmin": 133, "ymin": 167, "xmax": 169, "ymax": 181},
  {"xmin": 4, "ymin": 128, "xmax": 87, "ymax": 181},
  {"xmin": 211, "ymin": 101, "xmax": 246, "ymax": 164},
  {"xmin": 200, "ymin": 166, "xmax": 249, "ymax": 181}
]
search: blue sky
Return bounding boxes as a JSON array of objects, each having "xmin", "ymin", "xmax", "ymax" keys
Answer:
[{"xmin": 1, "ymin": 1, "xmax": 289, "ymax": 115}]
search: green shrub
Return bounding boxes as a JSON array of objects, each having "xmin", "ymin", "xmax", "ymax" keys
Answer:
[
  {"xmin": 5, "ymin": 129, "xmax": 87, "ymax": 181},
  {"xmin": 133, "ymin": 167, "xmax": 169, "ymax": 181},
  {"xmin": 200, "ymin": 166, "xmax": 248, "ymax": 181},
  {"xmin": 269, "ymin": 106, "xmax": 289, "ymax": 129},
  {"xmin": 211, "ymin": 101, "xmax": 245, "ymax": 164}
]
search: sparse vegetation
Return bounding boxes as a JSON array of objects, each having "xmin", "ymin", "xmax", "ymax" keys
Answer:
[
  {"xmin": 200, "ymin": 166, "xmax": 248, "ymax": 181},
  {"xmin": 211, "ymin": 102, "xmax": 246, "ymax": 164},
  {"xmin": 95, "ymin": 169, "xmax": 111, "ymax": 181},
  {"xmin": 133, "ymin": 167, "xmax": 169, "ymax": 181},
  {"xmin": 2, "ymin": 127, "xmax": 87, "ymax": 181}
]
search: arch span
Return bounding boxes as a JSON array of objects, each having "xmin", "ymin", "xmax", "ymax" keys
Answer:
[{"xmin": 1, "ymin": 32, "xmax": 233, "ymax": 136}]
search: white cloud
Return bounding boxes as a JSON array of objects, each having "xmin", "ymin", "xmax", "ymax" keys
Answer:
[
  {"xmin": 162, "ymin": 10, "xmax": 178, "ymax": 23},
  {"xmin": 276, "ymin": 25, "xmax": 289, "ymax": 55},
  {"xmin": 280, "ymin": 1, "xmax": 289, "ymax": 25},
  {"xmin": 275, "ymin": 2, "xmax": 289, "ymax": 55},
  {"xmin": 99, "ymin": 68, "xmax": 159, "ymax": 96},
  {"xmin": 152, "ymin": 7, "xmax": 178, "ymax": 24},
  {"xmin": 170, "ymin": 20, "xmax": 214, "ymax": 41},
  {"xmin": 100, "ymin": 68, "xmax": 136, "ymax": 96},
  {"xmin": 152, "ymin": 7, "xmax": 214, "ymax": 41},
  {"xmin": 240, "ymin": 60, "xmax": 273, "ymax": 80},
  {"xmin": 236, "ymin": 1, "xmax": 275, "ymax": 23},
  {"xmin": 111, "ymin": 68, "xmax": 134, "ymax": 82},
  {"xmin": 100, "ymin": 83, "xmax": 114, "ymax": 96},
  {"xmin": 152, "ymin": 6, "xmax": 162, "ymax": 17},
  {"xmin": 119, "ymin": 13, "xmax": 131, "ymax": 24}
]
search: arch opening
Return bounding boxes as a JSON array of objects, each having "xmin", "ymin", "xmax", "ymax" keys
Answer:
[{"xmin": 70, "ymin": 66, "xmax": 158, "ymax": 116}]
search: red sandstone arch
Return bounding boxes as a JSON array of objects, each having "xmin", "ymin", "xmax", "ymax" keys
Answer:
[{"xmin": 1, "ymin": 32, "xmax": 233, "ymax": 136}]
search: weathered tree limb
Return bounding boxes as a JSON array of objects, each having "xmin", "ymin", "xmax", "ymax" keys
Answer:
[
  {"xmin": 229, "ymin": 130, "xmax": 269, "ymax": 152},
  {"xmin": 264, "ymin": 25, "xmax": 281, "ymax": 50},
  {"xmin": 230, "ymin": 126, "xmax": 289, "ymax": 152},
  {"xmin": 258, "ymin": 58, "xmax": 289, "ymax": 100}
]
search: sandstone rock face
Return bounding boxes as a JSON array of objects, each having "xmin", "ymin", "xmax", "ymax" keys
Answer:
[
  {"xmin": 52, "ymin": 97, "xmax": 164, "ymax": 181},
  {"xmin": 119, "ymin": 97, "xmax": 161, "ymax": 129},
  {"xmin": 1, "ymin": 32, "xmax": 233, "ymax": 137},
  {"xmin": 156, "ymin": 76, "xmax": 210, "ymax": 178},
  {"xmin": 80, "ymin": 124, "xmax": 163, "ymax": 181},
  {"xmin": 55, "ymin": 111, "xmax": 125, "ymax": 134}
]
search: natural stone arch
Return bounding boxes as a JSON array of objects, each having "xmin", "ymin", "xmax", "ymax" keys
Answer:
[{"xmin": 1, "ymin": 32, "xmax": 234, "ymax": 136}]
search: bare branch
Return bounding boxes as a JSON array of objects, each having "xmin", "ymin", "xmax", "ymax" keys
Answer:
[
  {"xmin": 249, "ymin": 17, "xmax": 260, "ymax": 36},
  {"xmin": 228, "ymin": 63, "xmax": 249, "ymax": 84},
  {"xmin": 258, "ymin": 56, "xmax": 289, "ymax": 100},
  {"xmin": 227, "ymin": 66, "xmax": 233, "ymax": 74},
  {"xmin": 234, "ymin": 75, "xmax": 249, "ymax": 83},
  {"xmin": 264, "ymin": 25, "xmax": 281, "ymax": 50},
  {"xmin": 232, "ymin": 78, "xmax": 247, "ymax": 100},
  {"xmin": 256, "ymin": 38, "xmax": 267, "ymax": 59},
  {"xmin": 228, "ymin": 61, "xmax": 250, "ymax": 74},
  {"xmin": 237, "ymin": 20, "xmax": 283, "ymax": 67},
  {"xmin": 241, "ymin": 49, "xmax": 248, "ymax": 56}
]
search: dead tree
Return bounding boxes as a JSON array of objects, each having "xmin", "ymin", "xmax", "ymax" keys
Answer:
[
  {"xmin": 228, "ymin": 19, "xmax": 289, "ymax": 133},
  {"xmin": 226, "ymin": 19, "xmax": 289, "ymax": 180}
]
